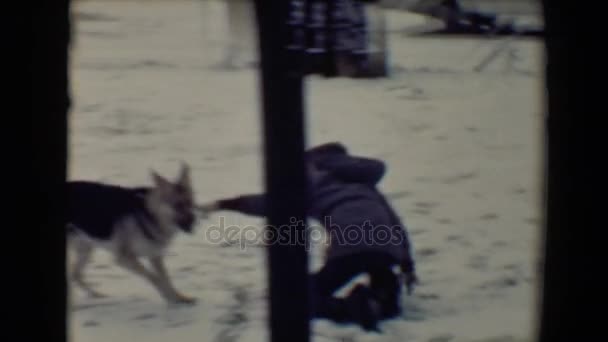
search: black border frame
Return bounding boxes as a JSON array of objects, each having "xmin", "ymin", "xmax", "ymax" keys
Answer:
[{"xmin": 28, "ymin": 1, "xmax": 591, "ymax": 341}]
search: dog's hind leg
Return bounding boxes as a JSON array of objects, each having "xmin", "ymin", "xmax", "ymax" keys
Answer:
[
  {"xmin": 149, "ymin": 256, "xmax": 196, "ymax": 304},
  {"xmin": 70, "ymin": 239, "xmax": 106, "ymax": 298},
  {"xmin": 115, "ymin": 253, "xmax": 194, "ymax": 305}
]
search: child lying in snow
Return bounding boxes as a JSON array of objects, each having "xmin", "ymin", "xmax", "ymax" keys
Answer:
[{"xmin": 199, "ymin": 142, "xmax": 418, "ymax": 331}]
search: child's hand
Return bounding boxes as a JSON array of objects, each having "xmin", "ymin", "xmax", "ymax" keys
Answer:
[{"xmin": 403, "ymin": 272, "xmax": 419, "ymax": 295}]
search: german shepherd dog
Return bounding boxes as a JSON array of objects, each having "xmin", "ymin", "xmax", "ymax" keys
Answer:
[{"xmin": 67, "ymin": 163, "xmax": 199, "ymax": 304}]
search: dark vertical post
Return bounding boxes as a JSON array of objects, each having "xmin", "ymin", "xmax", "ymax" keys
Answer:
[
  {"xmin": 539, "ymin": 0, "xmax": 563, "ymax": 339},
  {"xmin": 32, "ymin": 0, "xmax": 70, "ymax": 341},
  {"xmin": 252, "ymin": 1, "xmax": 310, "ymax": 342},
  {"xmin": 538, "ymin": 0, "xmax": 593, "ymax": 341}
]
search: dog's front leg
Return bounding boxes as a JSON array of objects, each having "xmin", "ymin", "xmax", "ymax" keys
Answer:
[
  {"xmin": 115, "ymin": 254, "xmax": 188, "ymax": 304},
  {"xmin": 149, "ymin": 257, "xmax": 196, "ymax": 304}
]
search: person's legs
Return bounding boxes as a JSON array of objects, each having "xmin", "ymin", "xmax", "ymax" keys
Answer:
[
  {"xmin": 310, "ymin": 253, "xmax": 401, "ymax": 326},
  {"xmin": 338, "ymin": 252, "xmax": 402, "ymax": 319},
  {"xmin": 310, "ymin": 257, "xmax": 361, "ymax": 322},
  {"xmin": 336, "ymin": 252, "xmax": 401, "ymax": 330},
  {"xmin": 343, "ymin": 284, "xmax": 382, "ymax": 331},
  {"xmin": 369, "ymin": 266, "xmax": 402, "ymax": 319},
  {"xmin": 310, "ymin": 262, "xmax": 382, "ymax": 331}
]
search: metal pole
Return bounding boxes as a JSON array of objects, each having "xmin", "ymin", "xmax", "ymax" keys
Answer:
[{"xmin": 252, "ymin": 1, "xmax": 310, "ymax": 342}]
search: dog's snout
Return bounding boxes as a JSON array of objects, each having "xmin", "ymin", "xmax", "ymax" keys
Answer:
[{"xmin": 177, "ymin": 212, "xmax": 195, "ymax": 232}]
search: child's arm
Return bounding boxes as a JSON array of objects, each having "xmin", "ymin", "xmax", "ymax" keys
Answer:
[
  {"xmin": 319, "ymin": 155, "xmax": 386, "ymax": 185},
  {"xmin": 198, "ymin": 194, "xmax": 267, "ymax": 217}
]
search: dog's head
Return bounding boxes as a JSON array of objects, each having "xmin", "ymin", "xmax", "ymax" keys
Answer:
[{"xmin": 147, "ymin": 163, "xmax": 197, "ymax": 234}]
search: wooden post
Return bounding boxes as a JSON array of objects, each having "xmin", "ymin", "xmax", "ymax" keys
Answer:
[
  {"xmin": 32, "ymin": 0, "xmax": 71, "ymax": 341},
  {"xmin": 538, "ymin": 0, "xmax": 578, "ymax": 341},
  {"xmin": 253, "ymin": 1, "xmax": 310, "ymax": 342}
]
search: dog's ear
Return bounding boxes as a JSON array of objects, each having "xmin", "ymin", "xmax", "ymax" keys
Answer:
[
  {"xmin": 177, "ymin": 162, "xmax": 191, "ymax": 187},
  {"xmin": 151, "ymin": 170, "xmax": 173, "ymax": 194}
]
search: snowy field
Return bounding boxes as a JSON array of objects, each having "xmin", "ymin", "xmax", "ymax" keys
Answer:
[{"xmin": 68, "ymin": 1, "xmax": 545, "ymax": 341}]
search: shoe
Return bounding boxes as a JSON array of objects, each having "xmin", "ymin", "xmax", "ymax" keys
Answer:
[
  {"xmin": 378, "ymin": 295, "xmax": 402, "ymax": 320},
  {"xmin": 346, "ymin": 285, "xmax": 381, "ymax": 332}
]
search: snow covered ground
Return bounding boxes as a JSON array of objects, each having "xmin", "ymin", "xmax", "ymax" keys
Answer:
[{"xmin": 67, "ymin": 1, "xmax": 544, "ymax": 341}]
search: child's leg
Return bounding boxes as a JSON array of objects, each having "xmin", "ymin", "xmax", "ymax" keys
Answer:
[
  {"xmin": 310, "ymin": 267, "xmax": 381, "ymax": 331},
  {"xmin": 369, "ymin": 267, "xmax": 402, "ymax": 319},
  {"xmin": 310, "ymin": 253, "xmax": 393, "ymax": 329},
  {"xmin": 309, "ymin": 260, "xmax": 358, "ymax": 322}
]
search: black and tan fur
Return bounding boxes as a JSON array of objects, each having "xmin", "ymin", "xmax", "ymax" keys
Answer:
[{"xmin": 67, "ymin": 163, "xmax": 199, "ymax": 304}]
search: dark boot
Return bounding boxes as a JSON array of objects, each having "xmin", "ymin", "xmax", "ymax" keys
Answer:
[
  {"xmin": 370, "ymin": 283, "xmax": 402, "ymax": 320},
  {"xmin": 345, "ymin": 284, "xmax": 382, "ymax": 332},
  {"xmin": 312, "ymin": 297, "xmax": 351, "ymax": 323},
  {"xmin": 370, "ymin": 268, "xmax": 404, "ymax": 319}
]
